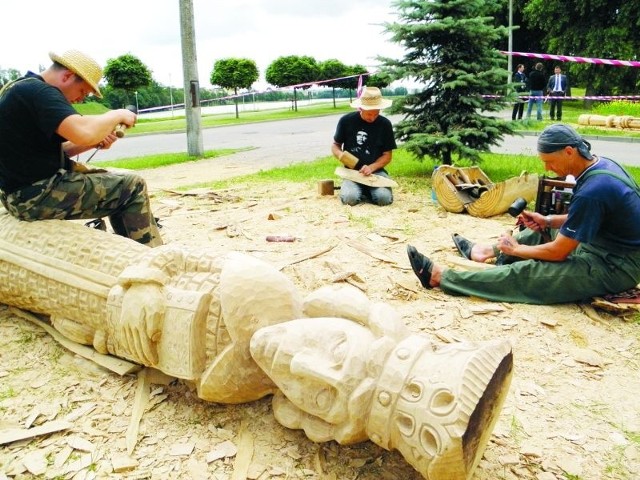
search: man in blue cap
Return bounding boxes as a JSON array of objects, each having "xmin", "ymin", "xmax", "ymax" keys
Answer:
[{"xmin": 407, "ymin": 124, "xmax": 640, "ymax": 304}]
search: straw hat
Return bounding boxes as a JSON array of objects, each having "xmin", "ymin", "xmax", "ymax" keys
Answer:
[
  {"xmin": 49, "ymin": 50, "xmax": 103, "ymax": 98},
  {"xmin": 350, "ymin": 86, "xmax": 392, "ymax": 110}
]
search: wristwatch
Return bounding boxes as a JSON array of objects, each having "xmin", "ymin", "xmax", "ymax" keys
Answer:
[{"xmin": 545, "ymin": 215, "xmax": 552, "ymax": 228}]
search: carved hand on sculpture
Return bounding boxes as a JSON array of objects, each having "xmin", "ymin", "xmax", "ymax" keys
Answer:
[{"xmin": 119, "ymin": 282, "xmax": 165, "ymax": 365}]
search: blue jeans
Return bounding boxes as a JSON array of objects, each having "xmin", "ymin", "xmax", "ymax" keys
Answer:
[
  {"xmin": 339, "ymin": 171, "xmax": 393, "ymax": 206},
  {"xmin": 526, "ymin": 90, "xmax": 543, "ymax": 120}
]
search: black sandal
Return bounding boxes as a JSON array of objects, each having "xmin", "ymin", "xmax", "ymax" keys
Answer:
[
  {"xmin": 407, "ymin": 245, "xmax": 433, "ymax": 289},
  {"xmin": 452, "ymin": 233, "xmax": 474, "ymax": 260}
]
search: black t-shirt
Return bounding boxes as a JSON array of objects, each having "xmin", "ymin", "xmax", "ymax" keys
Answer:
[
  {"xmin": 528, "ymin": 70, "xmax": 546, "ymax": 91},
  {"xmin": 333, "ymin": 111, "xmax": 397, "ymax": 171},
  {"xmin": 0, "ymin": 72, "xmax": 76, "ymax": 192}
]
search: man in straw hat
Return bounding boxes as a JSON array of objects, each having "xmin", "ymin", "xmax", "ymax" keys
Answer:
[
  {"xmin": 0, "ymin": 49, "xmax": 162, "ymax": 247},
  {"xmin": 406, "ymin": 123, "xmax": 640, "ymax": 304},
  {"xmin": 331, "ymin": 86, "xmax": 397, "ymax": 206}
]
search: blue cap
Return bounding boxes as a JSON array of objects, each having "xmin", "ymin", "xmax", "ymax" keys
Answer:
[{"xmin": 537, "ymin": 124, "xmax": 592, "ymax": 160}]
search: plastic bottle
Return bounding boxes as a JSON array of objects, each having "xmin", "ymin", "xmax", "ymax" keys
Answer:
[{"xmin": 431, "ymin": 166, "xmax": 439, "ymax": 205}]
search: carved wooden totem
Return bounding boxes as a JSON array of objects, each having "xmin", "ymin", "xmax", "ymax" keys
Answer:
[
  {"xmin": 0, "ymin": 210, "xmax": 302, "ymax": 403},
  {"xmin": 250, "ymin": 285, "xmax": 513, "ymax": 480},
  {"xmin": 0, "ymin": 210, "xmax": 513, "ymax": 479}
]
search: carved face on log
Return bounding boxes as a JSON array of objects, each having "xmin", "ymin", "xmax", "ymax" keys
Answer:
[{"xmin": 251, "ymin": 318, "xmax": 376, "ymax": 424}]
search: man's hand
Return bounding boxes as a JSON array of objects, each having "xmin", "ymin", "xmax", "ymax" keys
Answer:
[
  {"xmin": 497, "ymin": 231, "xmax": 520, "ymax": 256},
  {"xmin": 518, "ymin": 211, "xmax": 546, "ymax": 232},
  {"xmin": 97, "ymin": 132, "xmax": 118, "ymax": 151},
  {"xmin": 359, "ymin": 164, "xmax": 373, "ymax": 176}
]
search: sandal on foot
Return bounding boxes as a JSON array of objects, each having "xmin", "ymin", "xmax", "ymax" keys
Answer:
[
  {"xmin": 407, "ymin": 245, "xmax": 433, "ymax": 289},
  {"xmin": 452, "ymin": 233, "xmax": 474, "ymax": 260}
]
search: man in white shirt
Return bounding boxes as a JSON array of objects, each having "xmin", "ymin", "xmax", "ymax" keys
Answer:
[{"xmin": 547, "ymin": 66, "xmax": 569, "ymax": 121}]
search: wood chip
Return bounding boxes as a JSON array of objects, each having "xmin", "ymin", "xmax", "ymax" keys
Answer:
[
  {"xmin": 169, "ymin": 442, "xmax": 195, "ymax": 456},
  {"xmin": 230, "ymin": 424, "xmax": 254, "ymax": 480},
  {"xmin": 126, "ymin": 368, "xmax": 151, "ymax": 455},
  {"xmin": 67, "ymin": 435, "xmax": 96, "ymax": 452},
  {"xmin": 207, "ymin": 440, "xmax": 238, "ymax": 462},
  {"xmin": 349, "ymin": 240, "xmax": 396, "ymax": 264},
  {"xmin": 0, "ymin": 420, "xmax": 72, "ymax": 445},
  {"xmin": 574, "ymin": 349, "xmax": 605, "ymax": 367},
  {"xmin": 111, "ymin": 455, "xmax": 139, "ymax": 473},
  {"xmin": 22, "ymin": 449, "xmax": 48, "ymax": 476}
]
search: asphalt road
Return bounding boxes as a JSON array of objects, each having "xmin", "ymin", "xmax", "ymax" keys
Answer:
[{"xmin": 88, "ymin": 113, "xmax": 640, "ymax": 167}]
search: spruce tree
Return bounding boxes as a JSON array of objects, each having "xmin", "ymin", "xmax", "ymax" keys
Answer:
[{"xmin": 381, "ymin": 0, "xmax": 516, "ymax": 165}]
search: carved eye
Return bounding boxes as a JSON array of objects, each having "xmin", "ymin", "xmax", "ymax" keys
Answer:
[
  {"xmin": 331, "ymin": 338, "xmax": 347, "ymax": 365},
  {"xmin": 430, "ymin": 389, "xmax": 456, "ymax": 416},
  {"xmin": 395, "ymin": 412, "xmax": 415, "ymax": 436},
  {"xmin": 420, "ymin": 426, "xmax": 439, "ymax": 457}
]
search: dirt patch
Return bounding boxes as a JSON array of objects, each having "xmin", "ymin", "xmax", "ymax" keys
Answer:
[{"xmin": 1, "ymin": 172, "xmax": 639, "ymax": 480}]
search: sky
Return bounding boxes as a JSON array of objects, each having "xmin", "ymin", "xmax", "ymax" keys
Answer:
[{"xmin": 2, "ymin": 0, "xmax": 405, "ymax": 91}]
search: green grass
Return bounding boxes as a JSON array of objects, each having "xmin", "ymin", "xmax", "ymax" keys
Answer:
[{"xmin": 96, "ymin": 148, "xmax": 249, "ymax": 169}]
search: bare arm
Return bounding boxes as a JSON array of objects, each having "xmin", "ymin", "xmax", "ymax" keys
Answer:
[
  {"xmin": 331, "ymin": 141, "xmax": 343, "ymax": 159},
  {"xmin": 57, "ymin": 109, "xmax": 136, "ymax": 147}
]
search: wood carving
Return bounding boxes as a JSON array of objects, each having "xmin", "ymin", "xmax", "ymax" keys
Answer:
[
  {"xmin": 0, "ymin": 209, "xmax": 513, "ymax": 479},
  {"xmin": 578, "ymin": 114, "xmax": 640, "ymax": 130},
  {"xmin": 250, "ymin": 285, "xmax": 514, "ymax": 480},
  {"xmin": 0, "ymin": 209, "xmax": 302, "ymax": 403},
  {"xmin": 432, "ymin": 166, "xmax": 538, "ymax": 218}
]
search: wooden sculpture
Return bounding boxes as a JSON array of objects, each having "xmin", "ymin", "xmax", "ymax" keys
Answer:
[
  {"xmin": 0, "ymin": 209, "xmax": 514, "ymax": 480},
  {"xmin": 432, "ymin": 166, "xmax": 538, "ymax": 218},
  {"xmin": 250, "ymin": 285, "xmax": 514, "ymax": 480},
  {"xmin": 578, "ymin": 114, "xmax": 640, "ymax": 130},
  {"xmin": 0, "ymin": 209, "xmax": 302, "ymax": 403}
]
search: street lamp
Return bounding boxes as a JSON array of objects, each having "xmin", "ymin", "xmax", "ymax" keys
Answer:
[{"xmin": 134, "ymin": 91, "xmax": 139, "ymax": 114}]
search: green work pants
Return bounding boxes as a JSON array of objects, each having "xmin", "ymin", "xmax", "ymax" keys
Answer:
[{"xmin": 440, "ymin": 229, "xmax": 640, "ymax": 304}]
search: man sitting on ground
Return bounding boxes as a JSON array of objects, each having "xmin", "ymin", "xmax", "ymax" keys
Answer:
[{"xmin": 407, "ymin": 124, "xmax": 640, "ymax": 304}]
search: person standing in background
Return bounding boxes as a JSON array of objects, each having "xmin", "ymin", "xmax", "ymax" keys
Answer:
[
  {"xmin": 511, "ymin": 64, "xmax": 527, "ymax": 121},
  {"xmin": 526, "ymin": 63, "xmax": 545, "ymax": 121},
  {"xmin": 547, "ymin": 65, "xmax": 569, "ymax": 121}
]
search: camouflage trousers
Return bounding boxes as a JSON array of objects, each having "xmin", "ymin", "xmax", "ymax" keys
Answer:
[{"xmin": 0, "ymin": 169, "xmax": 162, "ymax": 247}]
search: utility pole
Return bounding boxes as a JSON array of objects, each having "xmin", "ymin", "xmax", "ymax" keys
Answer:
[{"xmin": 179, "ymin": 0, "xmax": 203, "ymax": 156}]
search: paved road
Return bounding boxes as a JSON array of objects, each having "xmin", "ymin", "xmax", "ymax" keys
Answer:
[{"xmin": 89, "ymin": 113, "xmax": 640, "ymax": 167}]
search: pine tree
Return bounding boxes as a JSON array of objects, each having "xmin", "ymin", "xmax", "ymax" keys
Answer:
[{"xmin": 381, "ymin": 0, "xmax": 516, "ymax": 165}]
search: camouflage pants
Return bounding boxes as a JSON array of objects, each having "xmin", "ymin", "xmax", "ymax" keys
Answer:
[{"xmin": 0, "ymin": 169, "xmax": 162, "ymax": 247}]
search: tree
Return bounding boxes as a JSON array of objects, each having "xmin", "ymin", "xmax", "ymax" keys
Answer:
[
  {"xmin": 522, "ymin": 0, "xmax": 640, "ymax": 99},
  {"xmin": 379, "ymin": 0, "xmax": 516, "ymax": 165},
  {"xmin": 103, "ymin": 54, "xmax": 153, "ymax": 108},
  {"xmin": 318, "ymin": 59, "xmax": 350, "ymax": 107},
  {"xmin": 336, "ymin": 64, "xmax": 369, "ymax": 101},
  {"xmin": 265, "ymin": 55, "xmax": 319, "ymax": 111},
  {"xmin": 210, "ymin": 58, "xmax": 259, "ymax": 118},
  {"xmin": 0, "ymin": 67, "xmax": 21, "ymax": 89}
]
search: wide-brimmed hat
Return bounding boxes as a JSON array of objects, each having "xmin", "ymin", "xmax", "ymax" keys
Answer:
[
  {"xmin": 350, "ymin": 86, "xmax": 392, "ymax": 110},
  {"xmin": 49, "ymin": 50, "xmax": 103, "ymax": 98}
]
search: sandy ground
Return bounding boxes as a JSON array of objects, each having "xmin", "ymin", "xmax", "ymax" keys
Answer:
[{"xmin": 1, "ymin": 157, "xmax": 639, "ymax": 480}]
